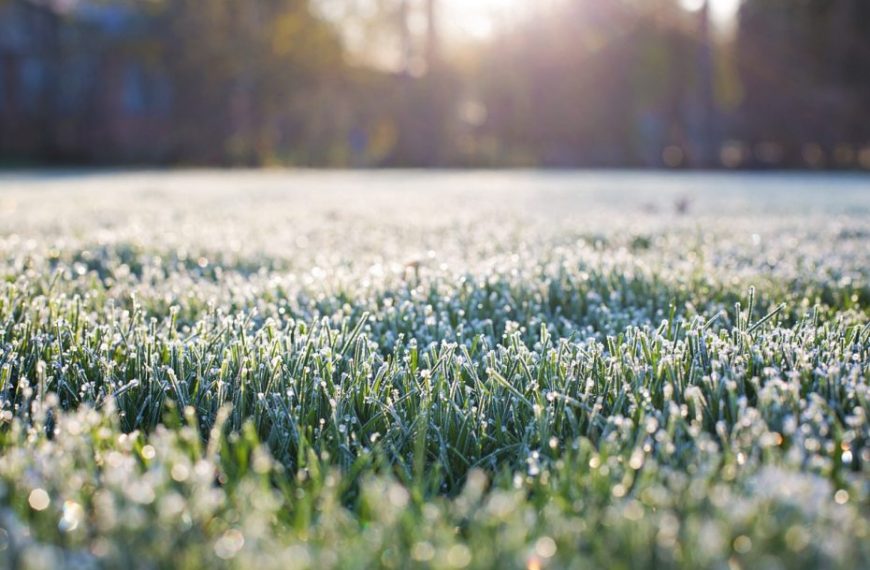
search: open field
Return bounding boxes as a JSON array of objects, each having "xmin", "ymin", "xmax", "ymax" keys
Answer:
[{"xmin": 0, "ymin": 171, "xmax": 868, "ymax": 569}]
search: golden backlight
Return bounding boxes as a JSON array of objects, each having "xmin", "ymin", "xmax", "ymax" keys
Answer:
[
  {"xmin": 443, "ymin": 0, "xmax": 741, "ymax": 40},
  {"xmin": 442, "ymin": 0, "xmax": 534, "ymax": 40}
]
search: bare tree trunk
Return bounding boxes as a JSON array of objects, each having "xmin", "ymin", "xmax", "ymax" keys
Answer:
[
  {"xmin": 425, "ymin": 0, "xmax": 439, "ymax": 74},
  {"xmin": 697, "ymin": 0, "xmax": 716, "ymax": 167},
  {"xmin": 398, "ymin": 0, "xmax": 412, "ymax": 76}
]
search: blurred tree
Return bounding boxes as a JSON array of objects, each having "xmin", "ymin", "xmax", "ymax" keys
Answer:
[
  {"xmin": 319, "ymin": 0, "xmax": 455, "ymax": 166},
  {"xmin": 736, "ymin": 0, "xmax": 870, "ymax": 167},
  {"xmin": 475, "ymin": 0, "xmax": 701, "ymax": 166},
  {"xmin": 155, "ymin": 0, "xmax": 344, "ymax": 164}
]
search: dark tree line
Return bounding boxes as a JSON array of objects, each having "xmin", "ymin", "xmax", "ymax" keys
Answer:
[{"xmin": 0, "ymin": 0, "xmax": 868, "ymax": 168}]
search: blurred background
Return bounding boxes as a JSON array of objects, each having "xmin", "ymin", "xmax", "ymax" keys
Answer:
[{"xmin": 1, "ymin": 0, "xmax": 868, "ymax": 169}]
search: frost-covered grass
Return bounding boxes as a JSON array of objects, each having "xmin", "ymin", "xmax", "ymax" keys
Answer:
[{"xmin": 0, "ymin": 172, "xmax": 868, "ymax": 569}]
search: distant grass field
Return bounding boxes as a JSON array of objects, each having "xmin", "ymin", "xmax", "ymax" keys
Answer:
[{"xmin": 0, "ymin": 172, "xmax": 868, "ymax": 569}]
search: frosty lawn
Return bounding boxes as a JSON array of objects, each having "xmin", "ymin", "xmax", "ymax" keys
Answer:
[{"xmin": 0, "ymin": 172, "xmax": 867, "ymax": 569}]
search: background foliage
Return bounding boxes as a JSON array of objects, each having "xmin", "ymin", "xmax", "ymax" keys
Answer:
[{"xmin": 0, "ymin": 0, "xmax": 868, "ymax": 167}]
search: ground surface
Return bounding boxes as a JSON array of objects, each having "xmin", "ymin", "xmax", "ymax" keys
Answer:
[{"xmin": 0, "ymin": 171, "xmax": 868, "ymax": 569}]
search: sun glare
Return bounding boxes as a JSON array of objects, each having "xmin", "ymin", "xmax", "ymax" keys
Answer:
[
  {"xmin": 446, "ymin": 0, "xmax": 741, "ymax": 40},
  {"xmin": 442, "ymin": 0, "xmax": 530, "ymax": 40},
  {"xmin": 679, "ymin": 0, "xmax": 742, "ymax": 24}
]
